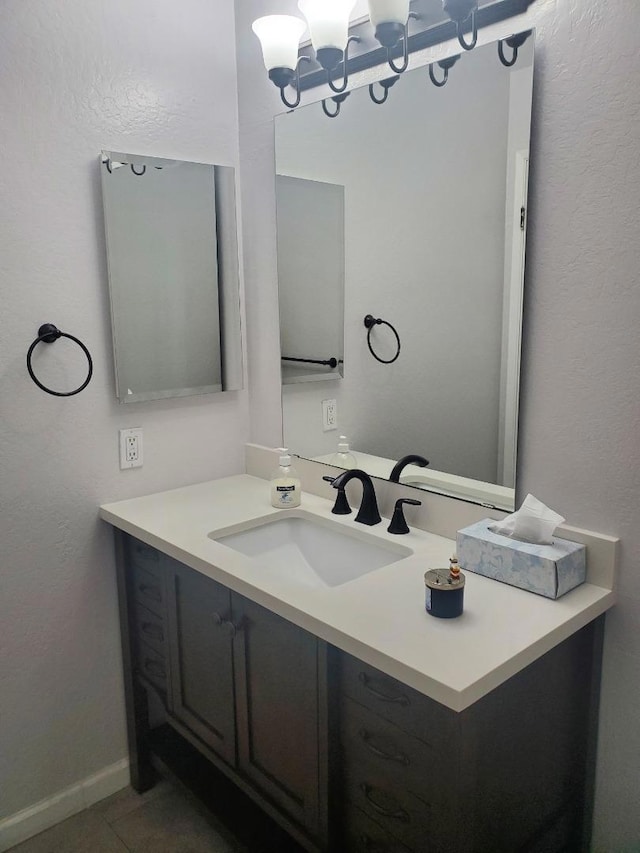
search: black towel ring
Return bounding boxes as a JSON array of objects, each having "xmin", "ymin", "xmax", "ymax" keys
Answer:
[
  {"xmin": 364, "ymin": 314, "xmax": 401, "ymax": 364},
  {"xmin": 27, "ymin": 324, "xmax": 93, "ymax": 397}
]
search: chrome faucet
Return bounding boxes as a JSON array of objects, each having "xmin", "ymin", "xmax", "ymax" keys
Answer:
[
  {"xmin": 331, "ymin": 469, "xmax": 381, "ymax": 526},
  {"xmin": 389, "ymin": 454, "xmax": 429, "ymax": 483}
]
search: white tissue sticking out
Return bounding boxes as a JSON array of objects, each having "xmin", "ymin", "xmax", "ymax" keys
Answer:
[{"xmin": 488, "ymin": 494, "xmax": 565, "ymax": 545}]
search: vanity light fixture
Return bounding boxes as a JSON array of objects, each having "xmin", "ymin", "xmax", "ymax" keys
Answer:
[
  {"xmin": 368, "ymin": 76, "xmax": 399, "ymax": 105},
  {"xmin": 322, "ymin": 91, "xmax": 350, "ymax": 118},
  {"xmin": 298, "ymin": 0, "xmax": 359, "ymax": 93},
  {"xmin": 428, "ymin": 53, "xmax": 460, "ymax": 87},
  {"xmin": 498, "ymin": 30, "xmax": 530, "ymax": 67},
  {"xmin": 367, "ymin": 0, "xmax": 418, "ymax": 74},
  {"xmin": 252, "ymin": 14, "xmax": 309, "ymax": 108},
  {"xmin": 252, "ymin": 1, "xmax": 533, "ymax": 116},
  {"xmin": 442, "ymin": 0, "xmax": 478, "ymax": 51}
]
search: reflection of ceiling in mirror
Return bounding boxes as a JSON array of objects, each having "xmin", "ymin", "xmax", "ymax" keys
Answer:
[{"xmin": 275, "ymin": 36, "xmax": 533, "ymax": 507}]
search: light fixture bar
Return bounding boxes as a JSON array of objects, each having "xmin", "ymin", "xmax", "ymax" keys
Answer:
[{"xmin": 295, "ymin": 0, "xmax": 534, "ymax": 92}]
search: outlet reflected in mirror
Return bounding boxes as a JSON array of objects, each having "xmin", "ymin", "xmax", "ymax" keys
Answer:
[{"xmin": 100, "ymin": 152, "xmax": 243, "ymax": 403}]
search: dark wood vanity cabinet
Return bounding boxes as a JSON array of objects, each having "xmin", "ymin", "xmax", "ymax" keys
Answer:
[
  {"xmin": 335, "ymin": 632, "xmax": 601, "ymax": 853},
  {"xmin": 116, "ymin": 532, "xmax": 327, "ymax": 851},
  {"xmin": 115, "ymin": 531, "xmax": 602, "ymax": 853},
  {"xmin": 166, "ymin": 560, "xmax": 325, "ymax": 838}
]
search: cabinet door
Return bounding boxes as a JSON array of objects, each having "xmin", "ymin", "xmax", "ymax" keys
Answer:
[
  {"xmin": 232, "ymin": 594, "xmax": 324, "ymax": 841},
  {"xmin": 166, "ymin": 558, "xmax": 236, "ymax": 766}
]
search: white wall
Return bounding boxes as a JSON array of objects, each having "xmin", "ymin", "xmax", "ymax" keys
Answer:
[
  {"xmin": 0, "ymin": 0, "xmax": 247, "ymax": 821},
  {"xmin": 236, "ymin": 0, "xmax": 640, "ymax": 847}
]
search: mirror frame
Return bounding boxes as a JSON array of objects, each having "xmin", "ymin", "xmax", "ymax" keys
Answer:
[{"xmin": 275, "ymin": 30, "xmax": 535, "ymax": 511}]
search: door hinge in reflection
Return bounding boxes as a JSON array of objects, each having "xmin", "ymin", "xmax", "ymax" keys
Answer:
[{"xmin": 520, "ymin": 206, "xmax": 526, "ymax": 230}]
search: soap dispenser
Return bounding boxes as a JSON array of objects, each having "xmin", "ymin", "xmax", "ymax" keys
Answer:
[
  {"xmin": 330, "ymin": 435, "xmax": 357, "ymax": 470},
  {"xmin": 270, "ymin": 448, "xmax": 301, "ymax": 508}
]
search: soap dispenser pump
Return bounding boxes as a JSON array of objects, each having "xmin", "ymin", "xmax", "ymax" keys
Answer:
[
  {"xmin": 330, "ymin": 435, "xmax": 357, "ymax": 469},
  {"xmin": 270, "ymin": 448, "xmax": 301, "ymax": 509}
]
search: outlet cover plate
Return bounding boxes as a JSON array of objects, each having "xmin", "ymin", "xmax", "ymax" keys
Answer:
[{"xmin": 119, "ymin": 427, "xmax": 143, "ymax": 469}]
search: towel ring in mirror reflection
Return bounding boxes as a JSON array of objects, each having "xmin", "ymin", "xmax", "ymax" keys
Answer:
[
  {"xmin": 26, "ymin": 324, "xmax": 93, "ymax": 397},
  {"xmin": 364, "ymin": 314, "xmax": 401, "ymax": 364}
]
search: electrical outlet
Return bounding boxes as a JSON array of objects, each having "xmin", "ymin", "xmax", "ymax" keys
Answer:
[
  {"xmin": 322, "ymin": 399, "xmax": 337, "ymax": 431},
  {"xmin": 119, "ymin": 428, "xmax": 143, "ymax": 469}
]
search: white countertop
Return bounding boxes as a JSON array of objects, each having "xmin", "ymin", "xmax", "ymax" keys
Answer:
[{"xmin": 100, "ymin": 474, "xmax": 615, "ymax": 712}]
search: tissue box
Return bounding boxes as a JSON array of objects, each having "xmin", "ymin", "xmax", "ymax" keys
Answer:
[{"xmin": 456, "ymin": 519, "xmax": 586, "ymax": 599}]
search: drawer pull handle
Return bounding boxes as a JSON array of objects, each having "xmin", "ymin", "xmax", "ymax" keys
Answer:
[
  {"xmin": 359, "ymin": 835, "xmax": 384, "ymax": 852},
  {"xmin": 359, "ymin": 672, "xmax": 410, "ymax": 707},
  {"xmin": 358, "ymin": 728, "xmax": 410, "ymax": 766},
  {"xmin": 138, "ymin": 583, "xmax": 162, "ymax": 602},
  {"xmin": 143, "ymin": 658, "xmax": 165, "ymax": 679},
  {"xmin": 141, "ymin": 621, "xmax": 164, "ymax": 641},
  {"xmin": 135, "ymin": 545, "xmax": 159, "ymax": 561},
  {"xmin": 360, "ymin": 783, "xmax": 410, "ymax": 823}
]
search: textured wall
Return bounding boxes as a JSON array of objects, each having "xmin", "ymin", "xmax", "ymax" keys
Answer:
[
  {"xmin": 236, "ymin": 0, "xmax": 640, "ymax": 847},
  {"xmin": 0, "ymin": 0, "xmax": 247, "ymax": 819}
]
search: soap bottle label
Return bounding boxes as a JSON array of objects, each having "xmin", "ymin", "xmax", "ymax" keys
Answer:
[
  {"xmin": 276, "ymin": 485, "xmax": 295, "ymax": 504},
  {"xmin": 271, "ymin": 480, "xmax": 300, "ymax": 507}
]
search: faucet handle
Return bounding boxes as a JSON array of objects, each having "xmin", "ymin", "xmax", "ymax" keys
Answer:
[
  {"xmin": 387, "ymin": 498, "xmax": 421, "ymax": 535},
  {"xmin": 323, "ymin": 475, "xmax": 352, "ymax": 515}
]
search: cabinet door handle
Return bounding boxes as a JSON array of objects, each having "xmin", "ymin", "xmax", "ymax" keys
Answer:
[
  {"xmin": 358, "ymin": 728, "xmax": 410, "ymax": 766},
  {"xmin": 212, "ymin": 613, "xmax": 242, "ymax": 638},
  {"xmin": 358, "ymin": 672, "xmax": 410, "ymax": 707},
  {"xmin": 138, "ymin": 583, "xmax": 162, "ymax": 602},
  {"xmin": 224, "ymin": 618, "xmax": 243, "ymax": 638},
  {"xmin": 141, "ymin": 621, "xmax": 164, "ymax": 641},
  {"xmin": 360, "ymin": 783, "xmax": 410, "ymax": 823}
]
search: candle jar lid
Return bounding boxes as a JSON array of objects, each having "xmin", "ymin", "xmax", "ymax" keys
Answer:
[{"xmin": 424, "ymin": 568, "xmax": 466, "ymax": 591}]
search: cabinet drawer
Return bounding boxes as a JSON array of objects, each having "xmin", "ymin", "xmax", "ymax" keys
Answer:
[
  {"xmin": 339, "ymin": 653, "xmax": 453, "ymax": 746},
  {"xmin": 343, "ymin": 804, "xmax": 413, "ymax": 853},
  {"xmin": 131, "ymin": 565, "xmax": 166, "ymax": 617},
  {"xmin": 343, "ymin": 762, "xmax": 431, "ymax": 852},
  {"xmin": 133, "ymin": 602, "xmax": 167, "ymax": 656},
  {"xmin": 340, "ymin": 697, "xmax": 444, "ymax": 803},
  {"xmin": 136, "ymin": 640, "xmax": 168, "ymax": 693},
  {"xmin": 128, "ymin": 537, "xmax": 162, "ymax": 575}
]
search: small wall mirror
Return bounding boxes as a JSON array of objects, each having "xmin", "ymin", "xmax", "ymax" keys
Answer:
[
  {"xmin": 275, "ymin": 32, "xmax": 534, "ymax": 510},
  {"xmin": 100, "ymin": 151, "xmax": 243, "ymax": 403}
]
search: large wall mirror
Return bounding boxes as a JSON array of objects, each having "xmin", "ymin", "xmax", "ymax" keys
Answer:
[
  {"xmin": 275, "ymin": 32, "xmax": 534, "ymax": 510},
  {"xmin": 101, "ymin": 152, "xmax": 243, "ymax": 403}
]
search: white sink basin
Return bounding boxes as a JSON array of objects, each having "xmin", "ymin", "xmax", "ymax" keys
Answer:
[{"xmin": 210, "ymin": 512, "xmax": 411, "ymax": 588}]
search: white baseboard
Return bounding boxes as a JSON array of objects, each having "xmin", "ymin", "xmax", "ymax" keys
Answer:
[{"xmin": 0, "ymin": 758, "xmax": 130, "ymax": 852}]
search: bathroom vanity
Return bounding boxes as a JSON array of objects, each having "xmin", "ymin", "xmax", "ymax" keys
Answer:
[{"xmin": 101, "ymin": 474, "xmax": 615, "ymax": 853}]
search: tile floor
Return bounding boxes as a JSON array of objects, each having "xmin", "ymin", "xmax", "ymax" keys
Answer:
[{"xmin": 8, "ymin": 777, "xmax": 252, "ymax": 853}]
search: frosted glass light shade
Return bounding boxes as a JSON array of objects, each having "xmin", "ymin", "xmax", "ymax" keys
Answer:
[
  {"xmin": 252, "ymin": 15, "xmax": 306, "ymax": 71},
  {"xmin": 298, "ymin": 0, "xmax": 357, "ymax": 51},
  {"xmin": 367, "ymin": 0, "xmax": 410, "ymax": 27}
]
